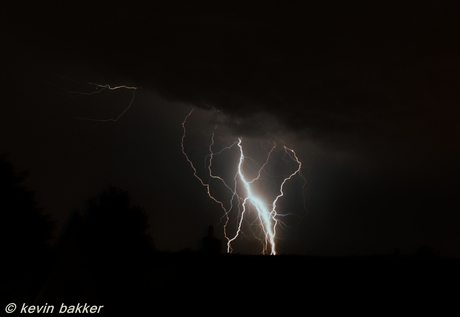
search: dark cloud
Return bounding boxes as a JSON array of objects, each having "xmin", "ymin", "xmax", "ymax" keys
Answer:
[
  {"xmin": 17, "ymin": 4, "xmax": 454, "ymax": 138},
  {"xmin": 4, "ymin": 1, "xmax": 454, "ymax": 175},
  {"xmin": 2, "ymin": 1, "xmax": 460, "ymax": 255},
  {"xmin": 5, "ymin": 2, "xmax": 459, "ymax": 112}
]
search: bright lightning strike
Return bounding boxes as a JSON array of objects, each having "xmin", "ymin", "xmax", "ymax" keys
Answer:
[{"xmin": 181, "ymin": 108, "xmax": 306, "ymax": 255}]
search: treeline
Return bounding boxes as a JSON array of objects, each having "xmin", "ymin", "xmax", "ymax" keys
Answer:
[{"xmin": 0, "ymin": 155, "xmax": 156, "ymax": 314}]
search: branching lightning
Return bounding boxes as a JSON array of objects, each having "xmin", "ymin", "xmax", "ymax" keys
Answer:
[
  {"xmin": 181, "ymin": 108, "xmax": 306, "ymax": 255},
  {"xmin": 46, "ymin": 75, "xmax": 138, "ymax": 124},
  {"xmin": 72, "ymin": 83, "xmax": 138, "ymax": 123}
]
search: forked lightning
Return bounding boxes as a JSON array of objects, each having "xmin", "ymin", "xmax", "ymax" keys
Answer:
[{"xmin": 181, "ymin": 108, "xmax": 305, "ymax": 255}]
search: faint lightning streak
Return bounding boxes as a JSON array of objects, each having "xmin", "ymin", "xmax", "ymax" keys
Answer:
[
  {"xmin": 270, "ymin": 146, "xmax": 303, "ymax": 243},
  {"xmin": 46, "ymin": 76, "xmax": 138, "ymax": 123},
  {"xmin": 46, "ymin": 76, "xmax": 137, "ymax": 97},
  {"xmin": 87, "ymin": 83, "xmax": 137, "ymax": 91},
  {"xmin": 248, "ymin": 142, "xmax": 276, "ymax": 184},
  {"xmin": 181, "ymin": 109, "xmax": 229, "ymax": 224},
  {"xmin": 77, "ymin": 88, "xmax": 137, "ymax": 122},
  {"xmin": 207, "ymin": 130, "xmax": 237, "ymax": 191},
  {"xmin": 206, "ymin": 132, "xmax": 240, "ymax": 243}
]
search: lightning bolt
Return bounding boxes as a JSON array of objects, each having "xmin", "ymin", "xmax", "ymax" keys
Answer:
[
  {"xmin": 77, "ymin": 83, "xmax": 137, "ymax": 122},
  {"xmin": 181, "ymin": 108, "xmax": 306, "ymax": 255},
  {"xmin": 74, "ymin": 83, "xmax": 137, "ymax": 123},
  {"xmin": 181, "ymin": 109, "xmax": 228, "ymax": 214},
  {"xmin": 45, "ymin": 75, "xmax": 138, "ymax": 124}
]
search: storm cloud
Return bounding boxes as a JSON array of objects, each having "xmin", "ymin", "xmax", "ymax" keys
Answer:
[{"xmin": 2, "ymin": 0, "xmax": 459, "ymax": 255}]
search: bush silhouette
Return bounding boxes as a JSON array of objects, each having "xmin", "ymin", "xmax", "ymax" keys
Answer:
[
  {"xmin": 74, "ymin": 185, "xmax": 156, "ymax": 313},
  {"xmin": 78, "ymin": 185, "xmax": 154, "ymax": 278}
]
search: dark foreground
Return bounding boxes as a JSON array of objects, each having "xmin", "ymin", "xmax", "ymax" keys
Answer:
[{"xmin": 3, "ymin": 251, "xmax": 458, "ymax": 315}]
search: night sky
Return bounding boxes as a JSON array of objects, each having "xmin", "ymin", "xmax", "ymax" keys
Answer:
[{"xmin": 1, "ymin": 1, "xmax": 459, "ymax": 256}]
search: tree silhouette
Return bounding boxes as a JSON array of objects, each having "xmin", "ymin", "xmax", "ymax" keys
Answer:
[
  {"xmin": 0, "ymin": 154, "xmax": 54, "ymax": 303},
  {"xmin": 80, "ymin": 185, "xmax": 154, "ymax": 259},
  {"xmin": 75, "ymin": 185, "xmax": 156, "ymax": 314}
]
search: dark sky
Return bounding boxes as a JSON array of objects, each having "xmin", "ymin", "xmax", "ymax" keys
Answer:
[{"xmin": 1, "ymin": 1, "xmax": 459, "ymax": 256}]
